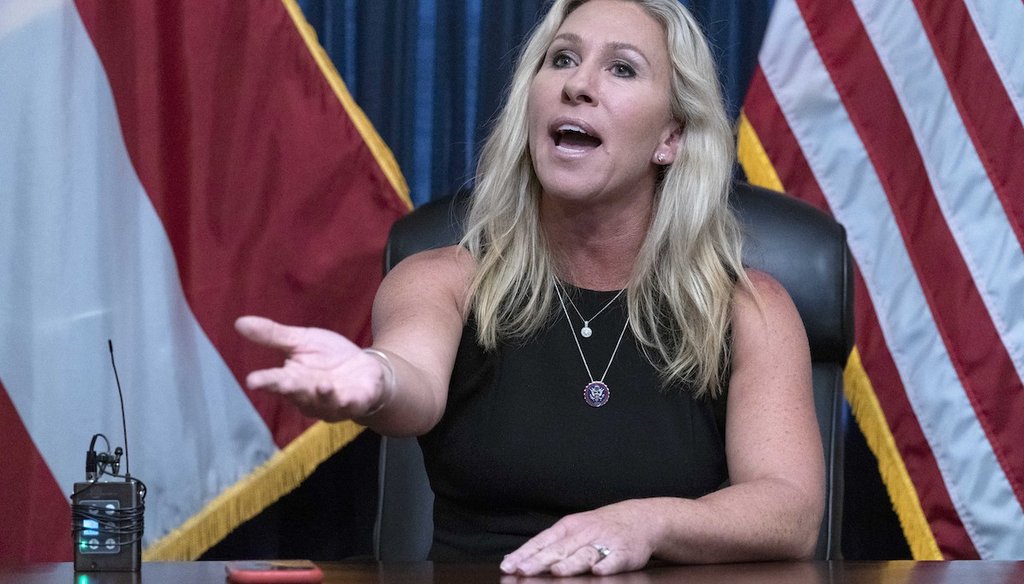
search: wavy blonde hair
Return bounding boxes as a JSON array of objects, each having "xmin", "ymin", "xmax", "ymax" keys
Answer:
[{"xmin": 461, "ymin": 0, "xmax": 746, "ymax": 397}]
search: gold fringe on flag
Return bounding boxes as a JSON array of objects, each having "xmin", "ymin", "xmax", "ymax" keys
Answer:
[
  {"xmin": 144, "ymin": 421, "xmax": 366, "ymax": 560},
  {"xmin": 281, "ymin": 0, "xmax": 412, "ymax": 211},
  {"xmin": 843, "ymin": 350, "xmax": 942, "ymax": 559},
  {"xmin": 737, "ymin": 112, "xmax": 942, "ymax": 560}
]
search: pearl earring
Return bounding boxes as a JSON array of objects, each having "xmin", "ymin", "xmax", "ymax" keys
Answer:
[{"xmin": 657, "ymin": 153, "xmax": 666, "ymax": 163}]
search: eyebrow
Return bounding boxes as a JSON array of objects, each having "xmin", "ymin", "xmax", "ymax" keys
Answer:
[{"xmin": 551, "ymin": 32, "xmax": 652, "ymax": 67}]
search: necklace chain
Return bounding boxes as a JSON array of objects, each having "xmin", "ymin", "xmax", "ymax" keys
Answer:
[
  {"xmin": 555, "ymin": 281, "xmax": 625, "ymax": 338},
  {"xmin": 555, "ymin": 284, "xmax": 630, "ymax": 408}
]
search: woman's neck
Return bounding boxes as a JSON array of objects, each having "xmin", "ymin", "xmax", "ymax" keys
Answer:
[{"xmin": 540, "ymin": 193, "xmax": 653, "ymax": 291}]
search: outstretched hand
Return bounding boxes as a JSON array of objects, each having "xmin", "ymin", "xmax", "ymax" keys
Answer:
[
  {"xmin": 234, "ymin": 316, "xmax": 389, "ymax": 421},
  {"xmin": 500, "ymin": 500, "xmax": 659, "ymax": 577}
]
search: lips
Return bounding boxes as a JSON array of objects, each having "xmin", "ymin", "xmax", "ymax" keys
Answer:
[{"xmin": 550, "ymin": 121, "xmax": 603, "ymax": 152}]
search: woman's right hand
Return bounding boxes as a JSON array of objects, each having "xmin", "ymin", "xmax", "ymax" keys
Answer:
[{"xmin": 234, "ymin": 315, "xmax": 390, "ymax": 422}]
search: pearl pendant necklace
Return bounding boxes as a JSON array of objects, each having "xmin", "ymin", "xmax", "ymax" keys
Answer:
[
  {"xmin": 556, "ymin": 282, "xmax": 625, "ymax": 339},
  {"xmin": 555, "ymin": 284, "xmax": 630, "ymax": 408}
]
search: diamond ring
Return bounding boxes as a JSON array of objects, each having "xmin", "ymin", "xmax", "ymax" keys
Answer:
[{"xmin": 591, "ymin": 543, "xmax": 611, "ymax": 561}]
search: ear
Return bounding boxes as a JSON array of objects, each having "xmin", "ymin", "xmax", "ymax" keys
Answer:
[{"xmin": 653, "ymin": 120, "xmax": 684, "ymax": 166}]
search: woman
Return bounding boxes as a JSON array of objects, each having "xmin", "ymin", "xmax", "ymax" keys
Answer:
[{"xmin": 236, "ymin": 0, "xmax": 823, "ymax": 576}]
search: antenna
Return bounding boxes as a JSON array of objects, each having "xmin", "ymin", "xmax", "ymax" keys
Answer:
[{"xmin": 107, "ymin": 339, "xmax": 131, "ymax": 479}]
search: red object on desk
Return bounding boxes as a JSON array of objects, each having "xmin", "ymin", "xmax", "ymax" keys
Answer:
[{"xmin": 225, "ymin": 560, "xmax": 323, "ymax": 583}]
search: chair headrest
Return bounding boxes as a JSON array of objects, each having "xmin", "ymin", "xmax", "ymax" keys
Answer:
[{"xmin": 731, "ymin": 182, "xmax": 854, "ymax": 363}]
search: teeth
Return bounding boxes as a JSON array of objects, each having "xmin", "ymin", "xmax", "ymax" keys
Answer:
[{"xmin": 557, "ymin": 124, "xmax": 588, "ymax": 135}]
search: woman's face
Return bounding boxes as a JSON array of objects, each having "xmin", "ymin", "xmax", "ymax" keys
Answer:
[{"xmin": 527, "ymin": 0, "xmax": 680, "ymax": 207}]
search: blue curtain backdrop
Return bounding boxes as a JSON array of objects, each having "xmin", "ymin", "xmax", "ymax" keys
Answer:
[{"xmin": 296, "ymin": 0, "xmax": 772, "ymax": 207}]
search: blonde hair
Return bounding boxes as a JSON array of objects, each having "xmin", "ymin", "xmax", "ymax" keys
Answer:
[{"xmin": 461, "ymin": 0, "xmax": 746, "ymax": 397}]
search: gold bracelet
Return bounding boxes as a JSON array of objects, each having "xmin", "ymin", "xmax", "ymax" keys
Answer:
[{"xmin": 362, "ymin": 348, "xmax": 395, "ymax": 416}]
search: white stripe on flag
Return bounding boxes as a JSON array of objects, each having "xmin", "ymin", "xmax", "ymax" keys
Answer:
[
  {"xmin": 852, "ymin": 0, "xmax": 1024, "ymax": 380},
  {"xmin": 759, "ymin": 0, "xmax": 1024, "ymax": 558},
  {"xmin": 962, "ymin": 0, "xmax": 1024, "ymax": 123},
  {"xmin": 0, "ymin": 1, "xmax": 279, "ymax": 546}
]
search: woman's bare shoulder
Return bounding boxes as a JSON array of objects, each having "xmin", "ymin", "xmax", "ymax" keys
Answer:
[
  {"xmin": 387, "ymin": 245, "xmax": 476, "ymax": 285},
  {"xmin": 379, "ymin": 245, "xmax": 476, "ymax": 314},
  {"xmin": 731, "ymin": 268, "xmax": 807, "ymax": 364},
  {"xmin": 735, "ymin": 268, "xmax": 790, "ymax": 304}
]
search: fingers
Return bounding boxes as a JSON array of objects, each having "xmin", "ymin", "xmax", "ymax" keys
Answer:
[
  {"xmin": 235, "ymin": 315, "xmax": 386, "ymax": 422},
  {"xmin": 549, "ymin": 544, "xmax": 611, "ymax": 577},
  {"xmin": 502, "ymin": 539, "xmax": 614, "ymax": 577},
  {"xmin": 246, "ymin": 366, "xmax": 344, "ymax": 419},
  {"xmin": 244, "ymin": 366, "xmax": 312, "ymax": 394},
  {"xmin": 235, "ymin": 316, "xmax": 305, "ymax": 352},
  {"xmin": 243, "ymin": 351, "xmax": 386, "ymax": 422},
  {"xmin": 501, "ymin": 507, "xmax": 650, "ymax": 577},
  {"xmin": 501, "ymin": 525, "xmax": 608, "ymax": 577},
  {"xmin": 500, "ymin": 526, "xmax": 563, "ymax": 573}
]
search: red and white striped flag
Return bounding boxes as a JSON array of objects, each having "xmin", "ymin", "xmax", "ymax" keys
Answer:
[
  {"xmin": 740, "ymin": 0, "xmax": 1024, "ymax": 559},
  {"xmin": 0, "ymin": 0, "xmax": 408, "ymax": 563}
]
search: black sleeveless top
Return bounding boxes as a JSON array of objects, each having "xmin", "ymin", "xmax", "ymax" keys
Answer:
[{"xmin": 418, "ymin": 287, "xmax": 728, "ymax": 560}]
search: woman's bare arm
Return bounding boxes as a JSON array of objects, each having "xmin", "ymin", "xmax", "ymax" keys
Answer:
[{"xmin": 236, "ymin": 245, "xmax": 474, "ymax": 437}]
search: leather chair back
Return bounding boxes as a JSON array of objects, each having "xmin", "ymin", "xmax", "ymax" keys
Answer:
[{"xmin": 374, "ymin": 181, "xmax": 854, "ymax": 560}]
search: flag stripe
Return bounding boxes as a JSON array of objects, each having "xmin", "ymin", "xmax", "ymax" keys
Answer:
[
  {"xmin": 962, "ymin": 0, "xmax": 1024, "ymax": 124},
  {"xmin": 840, "ymin": 0, "xmax": 1024, "ymax": 515},
  {"xmin": 0, "ymin": 382, "xmax": 71, "ymax": 562},
  {"xmin": 741, "ymin": 70, "xmax": 974, "ymax": 555},
  {"xmin": 74, "ymin": 0, "xmax": 407, "ymax": 447},
  {"xmin": 911, "ymin": 0, "xmax": 1024, "ymax": 254},
  {"xmin": 759, "ymin": 0, "xmax": 1024, "ymax": 557}
]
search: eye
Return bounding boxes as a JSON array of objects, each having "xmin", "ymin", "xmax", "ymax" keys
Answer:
[
  {"xmin": 551, "ymin": 51, "xmax": 576, "ymax": 69},
  {"xmin": 610, "ymin": 61, "xmax": 636, "ymax": 78}
]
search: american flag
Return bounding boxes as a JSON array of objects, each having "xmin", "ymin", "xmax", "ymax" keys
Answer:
[{"xmin": 740, "ymin": 0, "xmax": 1024, "ymax": 559}]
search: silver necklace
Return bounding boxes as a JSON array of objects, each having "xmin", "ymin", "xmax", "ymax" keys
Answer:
[
  {"xmin": 555, "ymin": 284, "xmax": 630, "ymax": 407},
  {"xmin": 555, "ymin": 282, "xmax": 625, "ymax": 338}
]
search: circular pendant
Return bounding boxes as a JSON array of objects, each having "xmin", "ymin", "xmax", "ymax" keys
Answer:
[
  {"xmin": 584, "ymin": 381, "xmax": 610, "ymax": 407},
  {"xmin": 581, "ymin": 326, "xmax": 593, "ymax": 338}
]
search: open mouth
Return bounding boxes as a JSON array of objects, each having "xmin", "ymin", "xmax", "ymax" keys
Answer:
[{"xmin": 552, "ymin": 123, "xmax": 603, "ymax": 150}]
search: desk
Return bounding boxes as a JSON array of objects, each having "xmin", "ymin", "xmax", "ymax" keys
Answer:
[{"xmin": 4, "ymin": 560, "xmax": 1024, "ymax": 583}]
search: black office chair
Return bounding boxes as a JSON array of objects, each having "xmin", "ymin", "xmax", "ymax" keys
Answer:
[{"xmin": 374, "ymin": 181, "xmax": 854, "ymax": 561}]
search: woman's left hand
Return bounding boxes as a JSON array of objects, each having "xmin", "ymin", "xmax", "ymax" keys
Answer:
[{"xmin": 499, "ymin": 500, "xmax": 659, "ymax": 577}]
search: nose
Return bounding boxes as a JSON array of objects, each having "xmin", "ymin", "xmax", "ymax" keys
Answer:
[{"xmin": 562, "ymin": 67, "xmax": 597, "ymax": 105}]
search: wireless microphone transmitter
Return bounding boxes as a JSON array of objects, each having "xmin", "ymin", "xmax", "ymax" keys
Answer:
[
  {"xmin": 72, "ymin": 478, "xmax": 143, "ymax": 571},
  {"xmin": 70, "ymin": 341, "xmax": 146, "ymax": 572}
]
